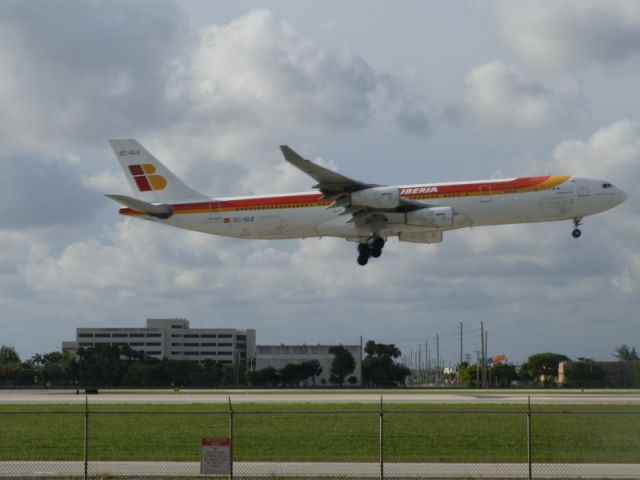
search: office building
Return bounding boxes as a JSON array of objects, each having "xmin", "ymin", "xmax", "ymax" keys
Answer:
[
  {"xmin": 256, "ymin": 344, "xmax": 362, "ymax": 385},
  {"xmin": 62, "ymin": 319, "xmax": 256, "ymax": 368}
]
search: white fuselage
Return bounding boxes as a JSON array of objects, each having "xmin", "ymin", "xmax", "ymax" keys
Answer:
[{"xmin": 121, "ymin": 176, "xmax": 627, "ymax": 242}]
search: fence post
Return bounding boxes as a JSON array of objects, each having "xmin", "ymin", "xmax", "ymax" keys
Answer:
[
  {"xmin": 228, "ymin": 397, "xmax": 234, "ymax": 480},
  {"xmin": 526, "ymin": 396, "xmax": 532, "ymax": 480},
  {"xmin": 379, "ymin": 396, "xmax": 384, "ymax": 480},
  {"xmin": 83, "ymin": 395, "xmax": 89, "ymax": 480}
]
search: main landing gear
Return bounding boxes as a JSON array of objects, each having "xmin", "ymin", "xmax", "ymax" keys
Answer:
[
  {"xmin": 572, "ymin": 217, "xmax": 582, "ymax": 238},
  {"xmin": 357, "ymin": 236, "xmax": 385, "ymax": 266}
]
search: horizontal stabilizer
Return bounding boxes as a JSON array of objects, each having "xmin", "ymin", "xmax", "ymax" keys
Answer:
[{"xmin": 105, "ymin": 194, "xmax": 173, "ymax": 219}]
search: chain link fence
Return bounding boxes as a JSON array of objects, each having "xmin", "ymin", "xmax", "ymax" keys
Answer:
[{"xmin": 1, "ymin": 398, "xmax": 639, "ymax": 479}]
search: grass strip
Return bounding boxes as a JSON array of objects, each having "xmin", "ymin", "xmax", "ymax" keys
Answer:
[{"xmin": 0, "ymin": 404, "xmax": 638, "ymax": 463}]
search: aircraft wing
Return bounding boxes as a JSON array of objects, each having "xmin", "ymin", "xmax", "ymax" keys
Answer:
[
  {"xmin": 280, "ymin": 146, "xmax": 429, "ymax": 230},
  {"xmin": 280, "ymin": 146, "xmax": 376, "ymax": 195}
]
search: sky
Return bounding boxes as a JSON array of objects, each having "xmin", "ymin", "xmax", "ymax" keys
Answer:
[{"xmin": 1, "ymin": 0, "xmax": 639, "ymax": 366}]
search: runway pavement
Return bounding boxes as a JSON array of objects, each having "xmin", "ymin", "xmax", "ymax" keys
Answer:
[{"xmin": 1, "ymin": 388, "xmax": 639, "ymax": 405}]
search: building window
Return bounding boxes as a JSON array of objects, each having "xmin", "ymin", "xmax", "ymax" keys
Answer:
[
  {"xmin": 171, "ymin": 334, "xmax": 182, "ymax": 338},
  {"xmin": 95, "ymin": 334, "xmax": 110, "ymax": 338},
  {"xmin": 171, "ymin": 351, "xmax": 182, "ymax": 355},
  {"xmin": 201, "ymin": 334, "xmax": 216, "ymax": 338},
  {"xmin": 146, "ymin": 342, "xmax": 161, "ymax": 347},
  {"xmin": 130, "ymin": 343, "xmax": 144, "ymax": 347},
  {"xmin": 171, "ymin": 325, "xmax": 182, "ymax": 329},
  {"xmin": 218, "ymin": 343, "xmax": 232, "ymax": 347},
  {"xmin": 218, "ymin": 334, "xmax": 232, "ymax": 338},
  {"xmin": 146, "ymin": 333, "xmax": 161, "ymax": 338},
  {"xmin": 201, "ymin": 343, "xmax": 216, "ymax": 347},
  {"xmin": 184, "ymin": 352, "xmax": 199, "ymax": 356},
  {"xmin": 171, "ymin": 343, "xmax": 182, "ymax": 347},
  {"xmin": 78, "ymin": 333, "xmax": 93, "ymax": 338},
  {"xmin": 185, "ymin": 343, "xmax": 199, "ymax": 347},
  {"xmin": 237, "ymin": 335, "xmax": 246, "ymax": 341},
  {"xmin": 112, "ymin": 333, "xmax": 128, "ymax": 338},
  {"xmin": 184, "ymin": 334, "xmax": 199, "ymax": 338},
  {"xmin": 129, "ymin": 333, "xmax": 145, "ymax": 338},
  {"xmin": 218, "ymin": 351, "xmax": 232, "ymax": 356}
]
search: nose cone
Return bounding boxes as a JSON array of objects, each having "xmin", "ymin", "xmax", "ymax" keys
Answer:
[{"xmin": 618, "ymin": 187, "xmax": 628, "ymax": 205}]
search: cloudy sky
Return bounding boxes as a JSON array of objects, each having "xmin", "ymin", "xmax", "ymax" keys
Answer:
[{"xmin": 1, "ymin": 0, "xmax": 639, "ymax": 366}]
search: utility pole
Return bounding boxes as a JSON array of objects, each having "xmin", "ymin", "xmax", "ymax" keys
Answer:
[
  {"xmin": 425, "ymin": 339, "xmax": 428, "ymax": 384},
  {"xmin": 418, "ymin": 344, "xmax": 422, "ymax": 384},
  {"xmin": 436, "ymin": 334, "xmax": 440, "ymax": 385},
  {"xmin": 459, "ymin": 322, "xmax": 463, "ymax": 366},
  {"xmin": 485, "ymin": 329, "xmax": 489, "ymax": 388},
  {"xmin": 480, "ymin": 321, "xmax": 485, "ymax": 388}
]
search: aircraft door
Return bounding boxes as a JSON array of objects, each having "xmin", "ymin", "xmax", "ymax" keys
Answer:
[
  {"xmin": 479, "ymin": 185, "xmax": 493, "ymax": 203},
  {"xmin": 576, "ymin": 179, "xmax": 590, "ymax": 197},
  {"xmin": 208, "ymin": 201, "xmax": 223, "ymax": 224}
]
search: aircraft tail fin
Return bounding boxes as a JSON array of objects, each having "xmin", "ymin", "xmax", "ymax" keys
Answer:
[{"xmin": 108, "ymin": 138, "xmax": 206, "ymax": 202}]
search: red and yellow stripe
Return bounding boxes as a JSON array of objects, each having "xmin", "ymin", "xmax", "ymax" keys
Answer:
[{"xmin": 119, "ymin": 176, "xmax": 570, "ymax": 217}]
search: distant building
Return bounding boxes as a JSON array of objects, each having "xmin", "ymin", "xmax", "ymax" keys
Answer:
[
  {"xmin": 62, "ymin": 319, "xmax": 256, "ymax": 368},
  {"xmin": 256, "ymin": 344, "xmax": 362, "ymax": 385},
  {"xmin": 558, "ymin": 360, "xmax": 640, "ymax": 387}
]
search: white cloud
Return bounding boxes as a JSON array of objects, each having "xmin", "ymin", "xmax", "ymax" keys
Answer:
[
  {"xmin": 549, "ymin": 119, "xmax": 640, "ymax": 180},
  {"xmin": 176, "ymin": 9, "xmax": 378, "ymax": 130},
  {"xmin": 454, "ymin": 62, "xmax": 586, "ymax": 130},
  {"xmin": 522, "ymin": 119, "xmax": 640, "ymax": 193},
  {"xmin": 0, "ymin": 0, "xmax": 187, "ymax": 150},
  {"xmin": 493, "ymin": 0, "xmax": 640, "ymax": 71}
]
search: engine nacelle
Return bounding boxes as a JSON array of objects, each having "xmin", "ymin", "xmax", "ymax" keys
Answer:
[
  {"xmin": 351, "ymin": 187, "xmax": 401, "ymax": 209},
  {"xmin": 405, "ymin": 206, "xmax": 454, "ymax": 228}
]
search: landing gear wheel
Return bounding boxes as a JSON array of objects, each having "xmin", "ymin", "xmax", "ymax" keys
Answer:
[
  {"xmin": 370, "ymin": 236, "xmax": 385, "ymax": 251},
  {"xmin": 572, "ymin": 228, "xmax": 582, "ymax": 238},
  {"xmin": 357, "ymin": 243, "xmax": 369, "ymax": 255},
  {"xmin": 357, "ymin": 254, "xmax": 369, "ymax": 266},
  {"xmin": 370, "ymin": 247, "xmax": 382, "ymax": 258}
]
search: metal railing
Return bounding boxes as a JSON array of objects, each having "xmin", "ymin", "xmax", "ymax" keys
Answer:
[{"xmin": 0, "ymin": 397, "xmax": 639, "ymax": 479}]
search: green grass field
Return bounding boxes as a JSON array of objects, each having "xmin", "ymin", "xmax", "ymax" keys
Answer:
[{"xmin": 0, "ymin": 403, "xmax": 638, "ymax": 463}]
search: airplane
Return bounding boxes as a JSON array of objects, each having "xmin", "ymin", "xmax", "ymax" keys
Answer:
[{"xmin": 106, "ymin": 139, "xmax": 627, "ymax": 266}]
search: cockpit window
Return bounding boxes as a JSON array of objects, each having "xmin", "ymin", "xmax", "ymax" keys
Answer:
[{"xmin": 602, "ymin": 183, "xmax": 613, "ymax": 188}]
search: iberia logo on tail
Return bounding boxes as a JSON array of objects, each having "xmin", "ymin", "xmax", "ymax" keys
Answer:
[{"xmin": 128, "ymin": 164, "xmax": 167, "ymax": 192}]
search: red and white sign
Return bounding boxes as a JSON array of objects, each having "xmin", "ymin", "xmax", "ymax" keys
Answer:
[{"xmin": 200, "ymin": 438, "xmax": 231, "ymax": 475}]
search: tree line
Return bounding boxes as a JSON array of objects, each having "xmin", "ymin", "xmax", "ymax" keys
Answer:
[
  {"xmin": 457, "ymin": 348, "xmax": 640, "ymax": 388},
  {"xmin": 3, "ymin": 343, "xmax": 636, "ymax": 389},
  {"xmin": 0, "ymin": 344, "xmax": 241, "ymax": 388},
  {"xmin": 0, "ymin": 341, "xmax": 411, "ymax": 388}
]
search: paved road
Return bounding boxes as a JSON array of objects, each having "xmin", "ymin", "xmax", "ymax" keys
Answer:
[
  {"xmin": 1, "ymin": 389, "xmax": 639, "ymax": 405},
  {"xmin": 1, "ymin": 461, "xmax": 639, "ymax": 478}
]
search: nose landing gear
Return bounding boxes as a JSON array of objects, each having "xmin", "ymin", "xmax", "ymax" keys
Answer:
[
  {"xmin": 357, "ymin": 236, "xmax": 385, "ymax": 266},
  {"xmin": 572, "ymin": 218, "xmax": 582, "ymax": 238}
]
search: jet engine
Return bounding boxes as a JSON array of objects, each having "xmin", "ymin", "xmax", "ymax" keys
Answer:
[
  {"xmin": 405, "ymin": 206, "xmax": 454, "ymax": 228},
  {"xmin": 351, "ymin": 187, "xmax": 401, "ymax": 209}
]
